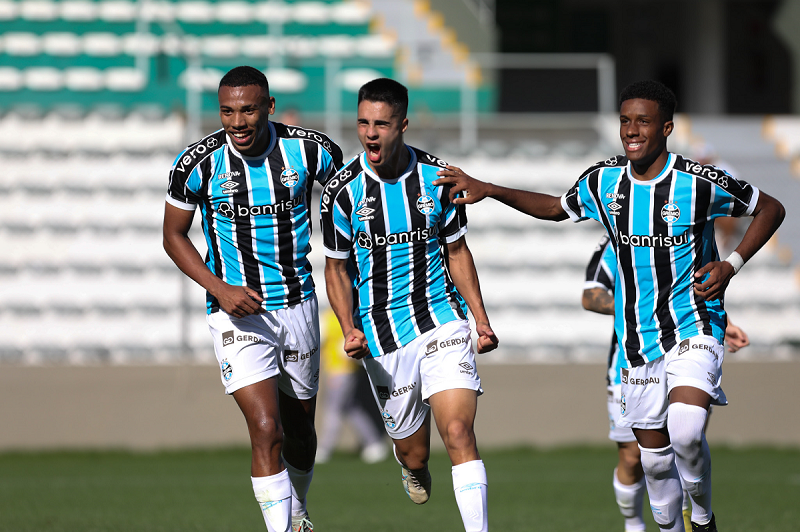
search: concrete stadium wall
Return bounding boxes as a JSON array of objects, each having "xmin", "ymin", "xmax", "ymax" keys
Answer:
[{"xmin": 2, "ymin": 361, "xmax": 799, "ymax": 451}]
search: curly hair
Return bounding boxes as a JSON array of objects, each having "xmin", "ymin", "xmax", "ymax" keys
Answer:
[{"xmin": 619, "ymin": 80, "xmax": 677, "ymax": 122}]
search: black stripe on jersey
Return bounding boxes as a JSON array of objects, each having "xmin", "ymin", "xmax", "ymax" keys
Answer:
[
  {"xmin": 201, "ymin": 155, "xmax": 223, "ymax": 313},
  {"xmin": 267, "ymin": 149, "xmax": 302, "ymax": 305},
  {"xmin": 228, "ymin": 155, "xmax": 263, "ymax": 293},
  {"xmin": 651, "ymin": 177, "xmax": 679, "ymax": 352},
  {"xmin": 404, "ymin": 176, "xmax": 436, "ymax": 333},
  {"xmin": 303, "ymin": 139, "xmax": 320, "ymax": 236},
  {"xmin": 435, "ymin": 182, "xmax": 468, "ymax": 321},
  {"xmin": 606, "ymin": 331, "xmax": 618, "ymax": 386},
  {"xmin": 585, "ymin": 235, "xmax": 609, "ymax": 283},
  {"xmin": 691, "ymin": 178, "xmax": 714, "ymax": 336},
  {"xmin": 365, "ymin": 178, "xmax": 397, "ymax": 354},
  {"xmin": 615, "ymin": 178, "xmax": 644, "ymax": 366},
  {"xmin": 321, "ymin": 159, "xmax": 361, "ymax": 252}
]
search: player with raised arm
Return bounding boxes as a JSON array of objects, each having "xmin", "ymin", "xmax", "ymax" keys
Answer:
[
  {"xmin": 321, "ymin": 78, "xmax": 498, "ymax": 532},
  {"xmin": 583, "ymin": 234, "xmax": 750, "ymax": 532},
  {"xmin": 435, "ymin": 80, "xmax": 784, "ymax": 532},
  {"xmin": 163, "ymin": 66, "xmax": 343, "ymax": 532}
]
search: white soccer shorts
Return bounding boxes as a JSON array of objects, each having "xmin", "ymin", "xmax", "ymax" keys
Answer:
[
  {"xmin": 206, "ymin": 294, "xmax": 320, "ymax": 398},
  {"xmin": 618, "ymin": 334, "xmax": 727, "ymax": 429},
  {"xmin": 362, "ymin": 319, "xmax": 483, "ymax": 440},
  {"xmin": 607, "ymin": 384, "xmax": 637, "ymax": 442}
]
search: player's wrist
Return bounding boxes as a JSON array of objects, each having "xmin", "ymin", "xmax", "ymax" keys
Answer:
[{"xmin": 724, "ymin": 251, "xmax": 744, "ymax": 275}]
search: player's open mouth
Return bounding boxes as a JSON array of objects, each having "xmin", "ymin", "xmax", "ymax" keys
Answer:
[
  {"xmin": 230, "ymin": 131, "xmax": 253, "ymax": 145},
  {"xmin": 366, "ymin": 143, "xmax": 381, "ymax": 162},
  {"xmin": 626, "ymin": 141, "xmax": 644, "ymax": 151}
]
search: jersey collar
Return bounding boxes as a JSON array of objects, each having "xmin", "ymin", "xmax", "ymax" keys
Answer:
[
  {"xmin": 360, "ymin": 145, "xmax": 417, "ymax": 184},
  {"xmin": 626, "ymin": 152, "xmax": 676, "ymax": 186},
  {"xmin": 225, "ymin": 121, "xmax": 277, "ymax": 161}
]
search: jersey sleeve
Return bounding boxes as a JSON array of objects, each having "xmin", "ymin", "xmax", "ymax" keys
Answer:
[
  {"xmin": 584, "ymin": 235, "xmax": 616, "ymax": 292},
  {"xmin": 561, "ymin": 174, "xmax": 601, "ymax": 223},
  {"xmin": 165, "ymin": 152, "xmax": 202, "ymax": 211},
  {"xmin": 439, "ymin": 188, "xmax": 468, "ymax": 243},
  {"xmin": 321, "ymin": 184, "xmax": 353, "ymax": 259},
  {"xmin": 315, "ymin": 139, "xmax": 345, "ymax": 186},
  {"xmin": 708, "ymin": 170, "xmax": 760, "ymax": 219}
]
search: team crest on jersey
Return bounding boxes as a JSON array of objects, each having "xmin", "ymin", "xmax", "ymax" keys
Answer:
[
  {"xmin": 381, "ymin": 410, "xmax": 397, "ymax": 429},
  {"xmin": 416, "ymin": 195, "xmax": 435, "ymax": 215},
  {"xmin": 217, "ymin": 203, "xmax": 234, "ymax": 219},
  {"xmin": 221, "ymin": 359, "xmax": 232, "ymax": 381},
  {"xmin": 620, "ymin": 393, "xmax": 626, "ymax": 415},
  {"xmin": 280, "ymin": 168, "xmax": 299, "ymax": 187},
  {"xmin": 661, "ymin": 203, "xmax": 680, "ymax": 223}
]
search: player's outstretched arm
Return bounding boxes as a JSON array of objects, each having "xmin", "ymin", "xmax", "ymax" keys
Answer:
[
  {"xmin": 162, "ymin": 203, "xmax": 264, "ymax": 318},
  {"xmin": 582, "ymin": 287, "xmax": 614, "ymax": 316},
  {"xmin": 693, "ymin": 191, "xmax": 785, "ymax": 301},
  {"xmin": 724, "ymin": 320, "xmax": 750, "ymax": 353},
  {"xmin": 324, "ymin": 257, "xmax": 370, "ymax": 359},
  {"xmin": 434, "ymin": 165, "xmax": 569, "ymax": 221},
  {"xmin": 445, "ymin": 237, "xmax": 499, "ymax": 354}
]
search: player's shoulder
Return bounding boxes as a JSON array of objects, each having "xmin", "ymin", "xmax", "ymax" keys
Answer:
[
  {"xmin": 171, "ymin": 129, "xmax": 227, "ymax": 178},
  {"xmin": 320, "ymin": 155, "xmax": 363, "ymax": 213},
  {"xmin": 578, "ymin": 154, "xmax": 628, "ymax": 179},
  {"xmin": 673, "ymin": 153, "xmax": 732, "ymax": 183},
  {"xmin": 272, "ymin": 121, "xmax": 341, "ymax": 157},
  {"xmin": 409, "ymin": 146, "xmax": 449, "ymax": 170}
]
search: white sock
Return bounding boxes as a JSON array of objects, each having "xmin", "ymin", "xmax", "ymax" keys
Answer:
[
  {"xmin": 682, "ymin": 489, "xmax": 691, "ymax": 512},
  {"xmin": 613, "ymin": 467, "xmax": 646, "ymax": 531},
  {"xmin": 284, "ymin": 460, "xmax": 313, "ymax": 519},
  {"xmin": 252, "ymin": 470, "xmax": 292, "ymax": 532},
  {"xmin": 452, "ymin": 460, "xmax": 488, "ymax": 532},
  {"xmin": 669, "ymin": 403, "xmax": 712, "ymax": 525},
  {"xmin": 639, "ymin": 445, "xmax": 683, "ymax": 531}
]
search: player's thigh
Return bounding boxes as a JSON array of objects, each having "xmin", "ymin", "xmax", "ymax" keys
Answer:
[
  {"xmin": 428, "ymin": 388, "xmax": 478, "ymax": 444},
  {"xmin": 666, "ymin": 336, "xmax": 727, "ymax": 408},
  {"xmin": 418, "ymin": 319, "xmax": 483, "ymax": 403},
  {"xmin": 362, "ymin": 346, "xmax": 428, "ymax": 441},
  {"xmin": 275, "ymin": 294, "xmax": 321, "ymax": 401},
  {"xmin": 207, "ymin": 310, "xmax": 282, "ymax": 395}
]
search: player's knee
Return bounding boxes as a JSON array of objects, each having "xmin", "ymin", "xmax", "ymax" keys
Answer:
[
  {"xmin": 442, "ymin": 419, "xmax": 475, "ymax": 451},
  {"xmin": 619, "ymin": 450, "xmax": 643, "ymax": 478},
  {"xmin": 639, "ymin": 445, "xmax": 673, "ymax": 477},
  {"xmin": 667, "ymin": 404, "xmax": 706, "ymax": 457},
  {"xmin": 249, "ymin": 414, "xmax": 283, "ymax": 447}
]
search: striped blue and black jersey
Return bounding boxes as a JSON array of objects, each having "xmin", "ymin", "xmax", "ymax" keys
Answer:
[
  {"xmin": 320, "ymin": 146, "xmax": 468, "ymax": 357},
  {"xmin": 584, "ymin": 234, "xmax": 621, "ymax": 386},
  {"xmin": 166, "ymin": 121, "xmax": 343, "ymax": 313},
  {"xmin": 563, "ymin": 153, "xmax": 759, "ymax": 367}
]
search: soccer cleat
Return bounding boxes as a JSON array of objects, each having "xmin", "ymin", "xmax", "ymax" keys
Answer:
[
  {"xmin": 291, "ymin": 514, "xmax": 314, "ymax": 532},
  {"xmin": 691, "ymin": 513, "xmax": 717, "ymax": 532},
  {"xmin": 683, "ymin": 507, "xmax": 692, "ymax": 531},
  {"xmin": 401, "ymin": 465, "xmax": 432, "ymax": 504}
]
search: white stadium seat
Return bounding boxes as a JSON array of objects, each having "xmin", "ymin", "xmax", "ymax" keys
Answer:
[
  {"xmin": 4, "ymin": 32, "xmax": 41, "ymax": 56},
  {"xmin": 98, "ymin": 0, "xmax": 136, "ymax": 22},
  {"xmin": 178, "ymin": 67, "xmax": 225, "ymax": 92},
  {"xmin": 253, "ymin": 1, "xmax": 292, "ymax": 24},
  {"xmin": 239, "ymin": 36, "xmax": 280, "ymax": 58},
  {"xmin": 356, "ymin": 34, "xmax": 397, "ymax": 58},
  {"xmin": 104, "ymin": 67, "xmax": 146, "ymax": 91},
  {"xmin": 0, "ymin": 67, "xmax": 23, "ymax": 91},
  {"xmin": 19, "ymin": 0, "xmax": 59, "ymax": 21},
  {"xmin": 201, "ymin": 35, "xmax": 240, "ymax": 58},
  {"xmin": 263, "ymin": 68, "xmax": 307, "ymax": 93},
  {"xmin": 339, "ymin": 68, "xmax": 383, "ymax": 92},
  {"xmin": 282, "ymin": 36, "xmax": 317, "ymax": 58},
  {"xmin": 122, "ymin": 33, "xmax": 160, "ymax": 56},
  {"xmin": 214, "ymin": 1, "xmax": 251, "ymax": 23},
  {"xmin": 330, "ymin": 2, "xmax": 371, "ymax": 25},
  {"xmin": 292, "ymin": 1, "xmax": 330, "ymax": 24},
  {"xmin": 61, "ymin": 0, "xmax": 98, "ymax": 21},
  {"xmin": 83, "ymin": 32, "xmax": 122, "ymax": 56},
  {"xmin": 139, "ymin": 1, "xmax": 174, "ymax": 23},
  {"xmin": 0, "ymin": 1, "xmax": 18, "ymax": 20},
  {"xmin": 64, "ymin": 67, "xmax": 104, "ymax": 91},
  {"xmin": 318, "ymin": 35, "xmax": 356, "ymax": 58},
  {"xmin": 176, "ymin": 1, "xmax": 214, "ymax": 23},
  {"xmin": 24, "ymin": 67, "xmax": 63, "ymax": 91},
  {"xmin": 42, "ymin": 32, "xmax": 82, "ymax": 56}
]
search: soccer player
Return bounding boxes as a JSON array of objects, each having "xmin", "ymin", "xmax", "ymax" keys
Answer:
[
  {"xmin": 434, "ymin": 80, "xmax": 785, "ymax": 532},
  {"xmin": 583, "ymin": 234, "xmax": 750, "ymax": 532},
  {"xmin": 162, "ymin": 66, "xmax": 343, "ymax": 532},
  {"xmin": 321, "ymin": 78, "xmax": 498, "ymax": 532}
]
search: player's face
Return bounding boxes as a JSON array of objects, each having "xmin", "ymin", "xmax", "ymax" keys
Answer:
[
  {"xmin": 357, "ymin": 100, "xmax": 408, "ymax": 173},
  {"xmin": 219, "ymin": 84, "xmax": 275, "ymax": 156},
  {"xmin": 619, "ymin": 98, "xmax": 673, "ymax": 167}
]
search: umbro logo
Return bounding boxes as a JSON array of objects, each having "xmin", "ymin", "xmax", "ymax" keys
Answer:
[
  {"xmin": 608, "ymin": 201, "xmax": 622, "ymax": 215},
  {"xmin": 220, "ymin": 180, "xmax": 238, "ymax": 194},
  {"xmin": 356, "ymin": 206, "xmax": 376, "ymax": 221},
  {"xmin": 459, "ymin": 362, "xmax": 473, "ymax": 371}
]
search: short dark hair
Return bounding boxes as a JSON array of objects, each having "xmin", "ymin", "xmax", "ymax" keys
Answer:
[
  {"xmin": 358, "ymin": 78, "xmax": 408, "ymax": 119},
  {"xmin": 219, "ymin": 66, "xmax": 269, "ymax": 93},
  {"xmin": 619, "ymin": 80, "xmax": 677, "ymax": 122}
]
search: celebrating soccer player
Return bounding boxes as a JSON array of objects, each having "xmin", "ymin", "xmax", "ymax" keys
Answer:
[
  {"xmin": 163, "ymin": 66, "xmax": 343, "ymax": 532},
  {"xmin": 582, "ymin": 234, "xmax": 751, "ymax": 532},
  {"xmin": 321, "ymin": 78, "xmax": 498, "ymax": 532},
  {"xmin": 434, "ymin": 80, "xmax": 785, "ymax": 532}
]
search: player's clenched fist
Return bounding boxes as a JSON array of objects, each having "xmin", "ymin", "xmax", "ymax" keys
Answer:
[
  {"xmin": 343, "ymin": 328, "xmax": 370, "ymax": 359},
  {"xmin": 475, "ymin": 321, "xmax": 499, "ymax": 354}
]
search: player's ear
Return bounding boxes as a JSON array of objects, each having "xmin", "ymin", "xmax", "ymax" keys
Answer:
[
  {"xmin": 662, "ymin": 119, "xmax": 674, "ymax": 138},
  {"xmin": 266, "ymin": 96, "xmax": 276, "ymax": 115},
  {"xmin": 401, "ymin": 117, "xmax": 409, "ymax": 134}
]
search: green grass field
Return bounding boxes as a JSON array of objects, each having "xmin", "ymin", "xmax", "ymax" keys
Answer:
[{"xmin": 1, "ymin": 446, "xmax": 798, "ymax": 531}]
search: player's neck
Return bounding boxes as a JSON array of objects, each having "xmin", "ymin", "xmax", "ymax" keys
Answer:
[
  {"xmin": 371, "ymin": 143, "xmax": 411, "ymax": 180},
  {"xmin": 630, "ymin": 148, "xmax": 670, "ymax": 181}
]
